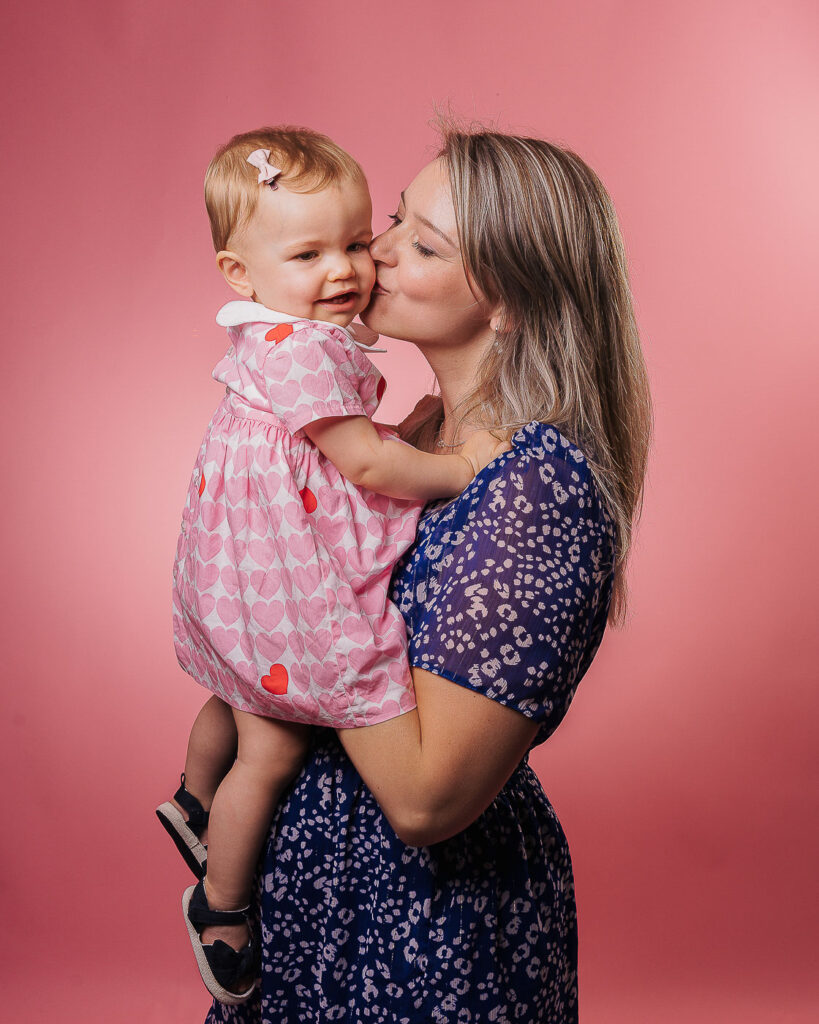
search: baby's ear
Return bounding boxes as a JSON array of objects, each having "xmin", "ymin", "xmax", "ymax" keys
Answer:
[{"xmin": 216, "ymin": 250, "xmax": 254, "ymax": 298}]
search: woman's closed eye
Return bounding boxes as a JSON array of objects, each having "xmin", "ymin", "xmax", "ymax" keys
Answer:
[
  {"xmin": 387, "ymin": 212, "xmax": 435, "ymax": 258},
  {"xmin": 412, "ymin": 239, "xmax": 436, "ymax": 259}
]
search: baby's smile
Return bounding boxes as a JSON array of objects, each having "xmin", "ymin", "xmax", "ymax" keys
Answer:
[
  {"xmin": 315, "ymin": 290, "xmax": 361, "ymax": 313},
  {"xmin": 226, "ymin": 179, "xmax": 376, "ymax": 329}
]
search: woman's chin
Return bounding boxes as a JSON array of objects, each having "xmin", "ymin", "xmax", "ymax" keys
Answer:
[
  {"xmin": 361, "ymin": 296, "xmax": 417, "ymax": 346},
  {"xmin": 359, "ymin": 302, "xmax": 384, "ymax": 332}
]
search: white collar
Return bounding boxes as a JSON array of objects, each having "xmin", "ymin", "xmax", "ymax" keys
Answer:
[
  {"xmin": 216, "ymin": 300, "xmax": 302, "ymax": 328},
  {"xmin": 215, "ymin": 300, "xmax": 386, "ymax": 352}
]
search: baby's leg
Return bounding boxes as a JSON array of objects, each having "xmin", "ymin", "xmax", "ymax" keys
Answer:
[
  {"xmin": 202, "ymin": 710, "xmax": 310, "ymax": 948},
  {"xmin": 179, "ymin": 696, "xmax": 238, "ymax": 828},
  {"xmin": 158, "ymin": 696, "xmax": 237, "ymax": 874}
]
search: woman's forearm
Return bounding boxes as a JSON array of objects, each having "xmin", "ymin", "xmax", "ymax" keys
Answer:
[
  {"xmin": 338, "ymin": 709, "xmax": 472, "ymax": 845},
  {"xmin": 337, "ymin": 668, "xmax": 538, "ymax": 846}
]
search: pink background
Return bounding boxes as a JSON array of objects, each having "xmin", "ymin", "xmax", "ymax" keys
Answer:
[{"xmin": 2, "ymin": 1, "xmax": 817, "ymax": 1020}]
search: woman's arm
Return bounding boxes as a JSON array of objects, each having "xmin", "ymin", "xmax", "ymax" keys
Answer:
[
  {"xmin": 303, "ymin": 415, "xmax": 501, "ymax": 502},
  {"xmin": 336, "ymin": 668, "xmax": 538, "ymax": 846}
]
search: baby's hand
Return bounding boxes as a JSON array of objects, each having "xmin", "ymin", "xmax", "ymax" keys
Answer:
[{"xmin": 459, "ymin": 429, "xmax": 510, "ymax": 476}]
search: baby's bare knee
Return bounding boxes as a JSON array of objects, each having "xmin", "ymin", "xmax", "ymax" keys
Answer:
[{"xmin": 233, "ymin": 712, "xmax": 310, "ymax": 784}]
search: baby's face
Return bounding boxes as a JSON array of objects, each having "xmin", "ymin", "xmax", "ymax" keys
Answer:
[{"xmin": 231, "ymin": 177, "xmax": 376, "ymax": 327}]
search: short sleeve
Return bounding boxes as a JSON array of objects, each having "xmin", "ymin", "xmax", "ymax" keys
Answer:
[
  {"xmin": 393, "ymin": 424, "xmax": 615, "ymax": 745},
  {"xmin": 262, "ymin": 322, "xmax": 381, "ymax": 434}
]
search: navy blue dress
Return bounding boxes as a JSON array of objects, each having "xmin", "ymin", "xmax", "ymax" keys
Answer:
[{"xmin": 206, "ymin": 422, "xmax": 615, "ymax": 1024}]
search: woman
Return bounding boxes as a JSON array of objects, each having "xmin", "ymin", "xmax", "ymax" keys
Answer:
[{"xmin": 206, "ymin": 125, "xmax": 651, "ymax": 1023}]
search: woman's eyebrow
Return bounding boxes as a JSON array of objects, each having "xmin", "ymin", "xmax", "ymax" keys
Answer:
[{"xmin": 400, "ymin": 191, "xmax": 458, "ymax": 249}]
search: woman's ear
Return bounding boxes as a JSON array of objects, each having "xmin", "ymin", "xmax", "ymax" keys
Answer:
[
  {"xmin": 216, "ymin": 250, "xmax": 254, "ymax": 298},
  {"xmin": 489, "ymin": 308, "xmax": 507, "ymax": 334},
  {"xmin": 489, "ymin": 303, "xmax": 519, "ymax": 335}
]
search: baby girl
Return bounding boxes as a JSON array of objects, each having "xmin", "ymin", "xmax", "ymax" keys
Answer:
[{"xmin": 156, "ymin": 126, "xmax": 498, "ymax": 1004}]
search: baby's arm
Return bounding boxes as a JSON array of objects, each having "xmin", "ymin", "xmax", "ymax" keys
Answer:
[{"xmin": 303, "ymin": 415, "xmax": 496, "ymax": 501}]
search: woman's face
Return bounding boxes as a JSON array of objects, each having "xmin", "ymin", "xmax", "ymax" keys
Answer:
[{"xmin": 362, "ymin": 159, "xmax": 494, "ymax": 349}]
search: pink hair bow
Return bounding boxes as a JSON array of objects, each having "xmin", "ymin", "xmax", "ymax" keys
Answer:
[{"xmin": 246, "ymin": 149, "xmax": 282, "ymax": 189}]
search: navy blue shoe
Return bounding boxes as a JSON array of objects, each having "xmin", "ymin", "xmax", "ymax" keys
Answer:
[
  {"xmin": 156, "ymin": 774, "xmax": 208, "ymax": 878},
  {"xmin": 182, "ymin": 880, "xmax": 257, "ymax": 1005}
]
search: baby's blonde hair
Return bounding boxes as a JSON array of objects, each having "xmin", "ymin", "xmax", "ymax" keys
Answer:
[{"xmin": 205, "ymin": 126, "xmax": 367, "ymax": 251}]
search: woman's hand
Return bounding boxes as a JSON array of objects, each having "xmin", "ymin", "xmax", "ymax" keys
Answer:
[{"xmin": 458, "ymin": 429, "xmax": 511, "ymax": 475}]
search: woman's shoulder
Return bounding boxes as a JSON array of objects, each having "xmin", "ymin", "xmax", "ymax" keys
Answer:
[
  {"xmin": 417, "ymin": 420, "xmax": 613, "ymax": 555},
  {"xmin": 395, "ymin": 422, "xmax": 616, "ymax": 739},
  {"xmin": 466, "ymin": 421, "xmax": 598, "ymax": 508},
  {"xmin": 506, "ymin": 421, "xmax": 591, "ymax": 473}
]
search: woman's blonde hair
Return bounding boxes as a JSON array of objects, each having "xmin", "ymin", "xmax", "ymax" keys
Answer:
[
  {"xmin": 408, "ymin": 124, "xmax": 652, "ymax": 625},
  {"xmin": 204, "ymin": 126, "xmax": 367, "ymax": 251}
]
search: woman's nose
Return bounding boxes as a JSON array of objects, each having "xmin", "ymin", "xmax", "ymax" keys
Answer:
[{"xmin": 369, "ymin": 229, "xmax": 395, "ymax": 265}]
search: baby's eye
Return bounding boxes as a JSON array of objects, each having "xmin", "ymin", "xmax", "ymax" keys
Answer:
[
  {"xmin": 347, "ymin": 242, "xmax": 370, "ymax": 253},
  {"xmin": 294, "ymin": 251, "xmax": 319, "ymax": 261}
]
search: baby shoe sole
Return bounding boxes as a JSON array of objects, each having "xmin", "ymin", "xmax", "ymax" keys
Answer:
[{"xmin": 156, "ymin": 801, "xmax": 207, "ymax": 878}]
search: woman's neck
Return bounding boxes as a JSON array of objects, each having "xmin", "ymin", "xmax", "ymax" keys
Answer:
[{"xmin": 422, "ymin": 332, "xmax": 495, "ymax": 433}]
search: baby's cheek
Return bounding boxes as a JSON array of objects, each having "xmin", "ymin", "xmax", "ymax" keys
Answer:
[{"xmin": 362, "ymin": 254, "xmax": 377, "ymax": 292}]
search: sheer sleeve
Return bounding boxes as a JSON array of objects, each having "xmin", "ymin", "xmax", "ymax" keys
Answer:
[{"xmin": 394, "ymin": 423, "xmax": 616, "ymax": 744}]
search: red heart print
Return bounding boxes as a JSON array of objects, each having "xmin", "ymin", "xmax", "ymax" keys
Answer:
[
  {"xmin": 376, "ymin": 377, "xmax": 387, "ymax": 401},
  {"xmin": 261, "ymin": 664, "xmax": 289, "ymax": 695},
  {"xmin": 300, "ymin": 487, "xmax": 317, "ymax": 513},
  {"xmin": 265, "ymin": 324, "xmax": 294, "ymax": 345},
  {"xmin": 198, "ymin": 472, "xmax": 206, "ymax": 497}
]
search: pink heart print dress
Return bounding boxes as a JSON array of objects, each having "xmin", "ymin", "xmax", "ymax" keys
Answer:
[{"xmin": 172, "ymin": 300, "xmax": 423, "ymax": 727}]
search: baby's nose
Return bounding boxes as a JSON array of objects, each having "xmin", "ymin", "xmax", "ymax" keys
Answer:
[{"xmin": 327, "ymin": 254, "xmax": 355, "ymax": 280}]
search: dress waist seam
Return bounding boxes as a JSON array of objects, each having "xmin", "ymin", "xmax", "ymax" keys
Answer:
[{"xmin": 213, "ymin": 395, "xmax": 291, "ymax": 433}]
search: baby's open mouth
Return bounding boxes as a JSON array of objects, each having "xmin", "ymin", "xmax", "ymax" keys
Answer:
[{"xmin": 319, "ymin": 292, "xmax": 357, "ymax": 306}]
